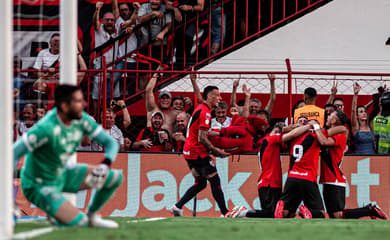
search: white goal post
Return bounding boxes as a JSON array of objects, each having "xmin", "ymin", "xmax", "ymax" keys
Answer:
[
  {"xmin": 60, "ymin": 0, "xmax": 78, "ymax": 205},
  {"xmin": 0, "ymin": 0, "xmax": 14, "ymax": 238}
]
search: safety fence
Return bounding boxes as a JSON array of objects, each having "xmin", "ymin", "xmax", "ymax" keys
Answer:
[{"xmin": 13, "ymin": 66, "xmax": 390, "ymax": 143}]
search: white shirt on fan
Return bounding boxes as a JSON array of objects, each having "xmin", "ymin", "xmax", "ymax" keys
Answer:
[
  {"xmin": 33, "ymin": 49, "xmax": 59, "ymax": 70},
  {"xmin": 115, "ymin": 17, "xmax": 137, "ymax": 63},
  {"xmin": 93, "ymin": 24, "xmax": 117, "ymax": 69},
  {"xmin": 211, "ymin": 117, "xmax": 232, "ymax": 130}
]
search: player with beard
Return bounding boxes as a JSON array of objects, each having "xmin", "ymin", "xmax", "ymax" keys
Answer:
[
  {"xmin": 13, "ymin": 85, "xmax": 122, "ymax": 228},
  {"xmin": 313, "ymin": 110, "xmax": 387, "ymax": 219},
  {"xmin": 172, "ymin": 112, "xmax": 188, "ymax": 152},
  {"xmin": 169, "ymin": 86, "xmax": 230, "ymax": 217}
]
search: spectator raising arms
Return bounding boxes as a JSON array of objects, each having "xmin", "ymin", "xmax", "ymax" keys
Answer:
[{"xmin": 351, "ymin": 82, "xmax": 376, "ymax": 154}]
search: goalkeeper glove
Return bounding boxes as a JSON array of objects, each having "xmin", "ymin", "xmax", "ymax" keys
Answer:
[{"xmin": 85, "ymin": 158, "xmax": 111, "ymax": 189}]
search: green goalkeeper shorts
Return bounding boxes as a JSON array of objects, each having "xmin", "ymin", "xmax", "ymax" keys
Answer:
[{"xmin": 21, "ymin": 164, "xmax": 88, "ymax": 217}]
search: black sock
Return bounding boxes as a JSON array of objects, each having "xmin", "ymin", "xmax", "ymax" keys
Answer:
[
  {"xmin": 343, "ymin": 207, "xmax": 371, "ymax": 219},
  {"xmin": 176, "ymin": 177, "xmax": 207, "ymax": 209},
  {"xmin": 208, "ymin": 174, "xmax": 228, "ymax": 215},
  {"xmin": 246, "ymin": 209, "xmax": 273, "ymax": 218},
  {"xmin": 310, "ymin": 210, "xmax": 325, "ymax": 218}
]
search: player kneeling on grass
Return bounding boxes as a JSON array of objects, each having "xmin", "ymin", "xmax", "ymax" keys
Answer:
[
  {"xmin": 313, "ymin": 110, "xmax": 387, "ymax": 220},
  {"xmin": 13, "ymin": 85, "xmax": 123, "ymax": 228}
]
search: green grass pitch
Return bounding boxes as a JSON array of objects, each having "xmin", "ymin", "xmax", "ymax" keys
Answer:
[{"xmin": 14, "ymin": 217, "xmax": 390, "ymax": 240}]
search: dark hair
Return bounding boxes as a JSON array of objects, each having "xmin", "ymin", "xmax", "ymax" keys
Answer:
[
  {"xmin": 119, "ymin": 2, "xmax": 129, "ymax": 9},
  {"xmin": 304, "ymin": 87, "xmax": 317, "ymax": 98},
  {"xmin": 257, "ymin": 109, "xmax": 269, "ymax": 118},
  {"xmin": 237, "ymin": 99, "xmax": 245, "ymax": 106},
  {"xmin": 334, "ymin": 110, "xmax": 347, "ymax": 125},
  {"xmin": 273, "ymin": 122, "xmax": 285, "ymax": 132},
  {"xmin": 13, "ymin": 56, "xmax": 22, "ymax": 69},
  {"xmin": 292, "ymin": 99, "xmax": 304, "ymax": 116},
  {"xmin": 203, "ymin": 86, "xmax": 218, "ymax": 100},
  {"xmin": 356, "ymin": 105, "xmax": 366, "ymax": 112},
  {"xmin": 50, "ymin": 33, "xmax": 60, "ymax": 41},
  {"xmin": 324, "ymin": 103, "xmax": 336, "ymax": 110},
  {"xmin": 54, "ymin": 85, "xmax": 81, "ymax": 111},
  {"xmin": 36, "ymin": 103, "xmax": 47, "ymax": 111},
  {"xmin": 171, "ymin": 96, "xmax": 185, "ymax": 107},
  {"xmin": 332, "ymin": 97, "xmax": 344, "ymax": 104},
  {"xmin": 381, "ymin": 91, "xmax": 390, "ymax": 106}
]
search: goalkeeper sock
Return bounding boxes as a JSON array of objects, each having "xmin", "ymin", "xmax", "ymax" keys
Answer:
[
  {"xmin": 88, "ymin": 170, "xmax": 123, "ymax": 213},
  {"xmin": 208, "ymin": 174, "xmax": 228, "ymax": 215},
  {"xmin": 176, "ymin": 176, "xmax": 207, "ymax": 209}
]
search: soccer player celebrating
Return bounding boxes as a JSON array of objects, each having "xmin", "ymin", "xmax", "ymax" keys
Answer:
[
  {"xmin": 313, "ymin": 110, "xmax": 387, "ymax": 219},
  {"xmin": 228, "ymin": 122, "xmax": 285, "ymax": 218},
  {"xmin": 169, "ymin": 86, "xmax": 230, "ymax": 217},
  {"xmin": 13, "ymin": 85, "xmax": 122, "ymax": 228},
  {"xmin": 274, "ymin": 120, "xmax": 326, "ymax": 219}
]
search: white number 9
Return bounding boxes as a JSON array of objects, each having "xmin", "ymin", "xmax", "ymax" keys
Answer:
[{"xmin": 292, "ymin": 145, "xmax": 303, "ymax": 162}]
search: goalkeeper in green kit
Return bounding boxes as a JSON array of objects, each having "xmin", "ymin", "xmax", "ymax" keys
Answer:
[{"xmin": 13, "ymin": 85, "xmax": 122, "ymax": 228}]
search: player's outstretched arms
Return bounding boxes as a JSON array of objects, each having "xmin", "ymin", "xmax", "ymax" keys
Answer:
[
  {"xmin": 327, "ymin": 125, "xmax": 348, "ymax": 137},
  {"xmin": 281, "ymin": 125, "xmax": 312, "ymax": 142}
]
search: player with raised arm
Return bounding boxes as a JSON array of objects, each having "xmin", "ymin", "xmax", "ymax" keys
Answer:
[
  {"xmin": 313, "ymin": 110, "xmax": 387, "ymax": 219},
  {"xmin": 169, "ymin": 86, "xmax": 231, "ymax": 217},
  {"xmin": 13, "ymin": 85, "xmax": 122, "ymax": 228},
  {"xmin": 274, "ymin": 120, "xmax": 326, "ymax": 219}
]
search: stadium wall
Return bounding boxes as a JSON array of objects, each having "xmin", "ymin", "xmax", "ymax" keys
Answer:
[{"xmin": 15, "ymin": 152, "xmax": 390, "ymax": 218}]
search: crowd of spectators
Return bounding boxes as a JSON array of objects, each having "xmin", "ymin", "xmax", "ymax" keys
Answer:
[{"xmin": 12, "ymin": 0, "xmax": 390, "ymax": 155}]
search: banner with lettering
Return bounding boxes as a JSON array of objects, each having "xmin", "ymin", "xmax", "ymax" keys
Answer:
[{"xmin": 15, "ymin": 153, "xmax": 390, "ymax": 217}]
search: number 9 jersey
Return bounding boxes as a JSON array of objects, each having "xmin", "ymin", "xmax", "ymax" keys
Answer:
[{"xmin": 288, "ymin": 132, "xmax": 320, "ymax": 182}]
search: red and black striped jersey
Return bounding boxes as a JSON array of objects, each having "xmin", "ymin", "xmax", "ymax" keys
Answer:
[
  {"xmin": 288, "ymin": 132, "xmax": 320, "ymax": 182},
  {"xmin": 319, "ymin": 133, "xmax": 347, "ymax": 186},
  {"xmin": 256, "ymin": 134, "xmax": 283, "ymax": 188},
  {"xmin": 183, "ymin": 103, "xmax": 212, "ymax": 159}
]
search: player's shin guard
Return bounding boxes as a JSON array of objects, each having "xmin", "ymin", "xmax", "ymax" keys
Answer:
[
  {"xmin": 176, "ymin": 177, "xmax": 207, "ymax": 209},
  {"xmin": 208, "ymin": 174, "xmax": 228, "ymax": 215},
  {"xmin": 88, "ymin": 170, "xmax": 123, "ymax": 214}
]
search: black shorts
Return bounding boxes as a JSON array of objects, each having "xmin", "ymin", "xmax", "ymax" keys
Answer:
[
  {"xmin": 258, "ymin": 186, "xmax": 282, "ymax": 212},
  {"xmin": 185, "ymin": 156, "xmax": 217, "ymax": 178},
  {"xmin": 322, "ymin": 184, "xmax": 345, "ymax": 214},
  {"xmin": 280, "ymin": 178, "xmax": 324, "ymax": 213}
]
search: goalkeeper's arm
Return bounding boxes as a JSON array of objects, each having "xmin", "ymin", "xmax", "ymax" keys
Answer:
[
  {"xmin": 91, "ymin": 130, "xmax": 119, "ymax": 166},
  {"xmin": 13, "ymin": 137, "xmax": 29, "ymax": 170}
]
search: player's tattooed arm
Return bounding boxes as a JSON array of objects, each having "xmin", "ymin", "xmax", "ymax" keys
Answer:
[{"xmin": 199, "ymin": 129, "xmax": 229, "ymax": 157}]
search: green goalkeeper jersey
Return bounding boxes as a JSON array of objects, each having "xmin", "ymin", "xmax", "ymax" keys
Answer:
[
  {"xmin": 373, "ymin": 115, "xmax": 390, "ymax": 154},
  {"xmin": 21, "ymin": 108, "xmax": 102, "ymax": 182}
]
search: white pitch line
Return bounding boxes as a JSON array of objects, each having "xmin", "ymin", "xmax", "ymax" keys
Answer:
[
  {"xmin": 127, "ymin": 217, "xmax": 167, "ymax": 223},
  {"xmin": 13, "ymin": 227, "xmax": 56, "ymax": 240}
]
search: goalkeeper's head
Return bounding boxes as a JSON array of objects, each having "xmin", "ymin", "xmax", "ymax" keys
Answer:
[{"xmin": 55, "ymin": 85, "xmax": 85, "ymax": 120}]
